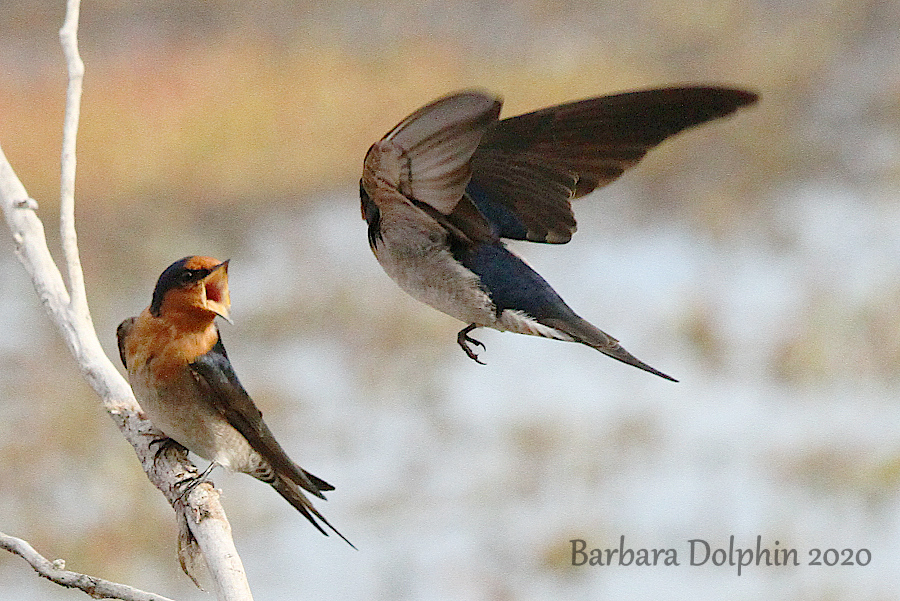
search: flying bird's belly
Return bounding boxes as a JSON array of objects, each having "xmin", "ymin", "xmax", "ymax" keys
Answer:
[
  {"xmin": 129, "ymin": 367, "xmax": 258, "ymax": 472},
  {"xmin": 374, "ymin": 222, "xmax": 499, "ymax": 327}
]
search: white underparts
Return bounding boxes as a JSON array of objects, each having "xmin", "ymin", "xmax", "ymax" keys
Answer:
[{"xmin": 497, "ymin": 309, "xmax": 574, "ymax": 340}]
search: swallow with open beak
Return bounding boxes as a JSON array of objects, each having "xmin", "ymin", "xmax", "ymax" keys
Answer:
[
  {"xmin": 117, "ymin": 256, "xmax": 351, "ymax": 545},
  {"xmin": 360, "ymin": 86, "xmax": 758, "ymax": 380}
]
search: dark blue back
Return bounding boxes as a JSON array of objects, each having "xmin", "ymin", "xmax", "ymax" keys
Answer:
[{"xmin": 454, "ymin": 241, "xmax": 577, "ymax": 322}]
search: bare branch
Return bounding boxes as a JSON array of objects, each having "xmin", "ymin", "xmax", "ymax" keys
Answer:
[
  {"xmin": 0, "ymin": 532, "xmax": 176, "ymax": 601},
  {"xmin": 0, "ymin": 1, "xmax": 255, "ymax": 599},
  {"xmin": 59, "ymin": 0, "xmax": 88, "ymax": 319},
  {"xmin": 2, "ymin": 141, "xmax": 256, "ymax": 601}
]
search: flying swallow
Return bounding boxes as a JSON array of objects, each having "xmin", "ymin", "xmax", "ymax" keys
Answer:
[
  {"xmin": 360, "ymin": 86, "xmax": 758, "ymax": 380},
  {"xmin": 117, "ymin": 256, "xmax": 351, "ymax": 545}
]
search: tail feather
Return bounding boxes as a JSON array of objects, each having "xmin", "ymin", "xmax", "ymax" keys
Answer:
[
  {"xmin": 271, "ymin": 476, "xmax": 356, "ymax": 549},
  {"xmin": 253, "ymin": 461, "xmax": 329, "ymax": 500},
  {"xmin": 302, "ymin": 469, "xmax": 335, "ymax": 492},
  {"xmin": 543, "ymin": 316, "xmax": 678, "ymax": 382}
]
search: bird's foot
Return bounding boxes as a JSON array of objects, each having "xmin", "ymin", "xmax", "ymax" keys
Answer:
[
  {"xmin": 176, "ymin": 462, "xmax": 219, "ymax": 503},
  {"xmin": 149, "ymin": 436, "xmax": 184, "ymax": 460},
  {"xmin": 457, "ymin": 324, "xmax": 486, "ymax": 365}
]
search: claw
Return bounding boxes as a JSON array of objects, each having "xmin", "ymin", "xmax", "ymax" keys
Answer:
[
  {"xmin": 177, "ymin": 462, "xmax": 219, "ymax": 503},
  {"xmin": 149, "ymin": 436, "xmax": 179, "ymax": 459},
  {"xmin": 457, "ymin": 324, "xmax": 486, "ymax": 365}
]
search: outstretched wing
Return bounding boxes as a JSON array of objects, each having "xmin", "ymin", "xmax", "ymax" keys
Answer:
[
  {"xmin": 362, "ymin": 90, "xmax": 504, "ymax": 244},
  {"xmin": 469, "ymin": 86, "xmax": 759, "ymax": 243},
  {"xmin": 189, "ymin": 335, "xmax": 333, "ymax": 497},
  {"xmin": 374, "ymin": 90, "xmax": 503, "ymax": 214}
]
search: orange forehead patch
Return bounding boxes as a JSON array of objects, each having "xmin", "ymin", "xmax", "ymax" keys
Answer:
[{"xmin": 182, "ymin": 256, "xmax": 225, "ymax": 271}]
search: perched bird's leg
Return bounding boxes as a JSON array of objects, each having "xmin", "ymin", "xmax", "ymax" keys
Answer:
[
  {"xmin": 176, "ymin": 462, "xmax": 220, "ymax": 502},
  {"xmin": 148, "ymin": 437, "xmax": 208, "ymax": 501},
  {"xmin": 149, "ymin": 436, "xmax": 183, "ymax": 459},
  {"xmin": 457, "ymin": 323, "xmax": 486, "ymax": 364}
]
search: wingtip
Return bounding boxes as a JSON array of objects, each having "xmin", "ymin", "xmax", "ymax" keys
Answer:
[
  {"xmin": 656, "ymin": 85, "xmax": 759, "ymax": 122},
  {"xmin": 721, "ymin": 87, "xmax": 759, "ymax": 113},
  {"xmin": 739, "ymin": 90, "xmax": 760, "ymax": 106}
]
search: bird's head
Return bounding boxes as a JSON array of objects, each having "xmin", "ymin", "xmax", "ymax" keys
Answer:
[{"xmin": 149, "ymin": 256, "xmax": 232, "ymax": 323}]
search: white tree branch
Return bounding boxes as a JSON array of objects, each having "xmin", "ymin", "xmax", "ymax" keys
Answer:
[
  {"xmin": 59, "ymin": 0, "xmax": 88, "ymax": 319},
  {"xmin": 0, "ymin": 532, "xmax": 176, "ymax": 601},
  {"xmin": 0, "ymin": 1, "xmax": 254, "ymax": 599}
]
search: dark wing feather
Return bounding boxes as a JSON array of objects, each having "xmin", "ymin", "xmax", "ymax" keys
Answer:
[
  {"xmin": 471, "ymin": 86, "xmax": 759, "ymax": 243},
  {"xmin": 189, "ymin": 335, "xmax": 333, "ymax": 497}
]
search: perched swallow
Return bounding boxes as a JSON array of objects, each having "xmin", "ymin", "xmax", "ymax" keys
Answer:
[
  {"xmin": 361, "ymin": 86, "xmax": 758, "ymax": 380},
  {"xmin": 117, "ymin": 256, "xmax": 351, "ymax": 546}
]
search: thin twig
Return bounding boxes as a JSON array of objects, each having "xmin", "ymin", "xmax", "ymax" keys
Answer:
[
  {"xmin": 58, "ymin": 0, "xmax": 88, "ymax": 320},
  {"xmin": 0, "ymin": 532, "xmax": 176, "ymax": 601}
]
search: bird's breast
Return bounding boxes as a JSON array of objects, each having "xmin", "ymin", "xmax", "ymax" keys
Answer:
[
  {"xmin": 374, "ymin": 205, "xmax": 498, "ymax": 327},
  {"xmin": 128, "ymin": 360, "xmax": 255, "ymax": 470},
  {"xmin": 124, "ymin": 317, "xmax": 259, "ymax": 471}
]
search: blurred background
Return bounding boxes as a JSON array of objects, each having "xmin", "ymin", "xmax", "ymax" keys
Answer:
[{"xmin": 1, "ymin": 0, "xmax": 899, "ymax": 599}]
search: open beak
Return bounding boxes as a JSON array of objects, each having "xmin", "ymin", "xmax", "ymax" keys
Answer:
[{"xmin": 203, "ymin": 260, "xmax": 232, "ymax": 323}]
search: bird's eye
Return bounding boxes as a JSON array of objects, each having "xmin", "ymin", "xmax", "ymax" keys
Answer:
[{"xmin": 177, "ymin": 270, "xmax": 198, "ymax": 285}]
